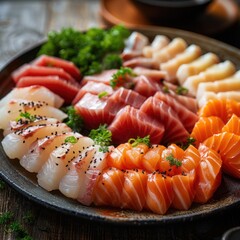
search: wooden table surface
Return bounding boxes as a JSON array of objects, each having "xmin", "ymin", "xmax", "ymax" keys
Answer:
[{"xmin": 1, "ymin": 1, "xmax": 240, "ymax": 239}]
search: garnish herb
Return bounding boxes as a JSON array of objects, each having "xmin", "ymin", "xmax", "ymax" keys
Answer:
[
  {"xmin": 65, "ymin": 136, "xmax": 78, "ymax": 144},
  {"xmin": 166, "ymin": 154, "xmax": 182, "ymax": 167},
  {"xmin": 38, "ymin": 25, "xmax": 130, "ymax": 76},
  {"xmin": 176, "ymin": 86, "xmax": 188, "ymax": 95},
  {"xmin": 62, "ymin": 106, "xmax": 84, "ymax": 133},
  {"xmin": 128, "ymin": 135, "xmax": 151, "ymax": 147},
  {"xmin": 16, "ymin": 112, "xmax": 36, "ymax": 122},
  {"xmin": 98, "ymin": 91, "xmax": 109, "ymax": 99},
  {"xmin": 89, "ymin": 124, "xmax": 112, "ymax": 153},
  {"xmin": 162, "ymin": 85, "xmax": 170, "ymax": 93},
  {"xmin": 110, "ymin": 67, "xmax": 137, "ymax": 88},
  {"xmin": 179, "ymin": 136, "xmax": 196, "ymax": 150},
  {"xmin": 0, "ymin": 212, "xmax": 13, "ymax": 224}
]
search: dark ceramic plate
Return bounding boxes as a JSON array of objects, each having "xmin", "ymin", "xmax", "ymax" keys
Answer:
[{"xmin": 0, "ymin": 26, "xmax": 240, "ymax": 225}]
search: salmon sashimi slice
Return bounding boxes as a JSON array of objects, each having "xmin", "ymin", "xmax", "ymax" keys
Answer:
[
  {"xmin": 171, "ymin": 170, "xmax": 196, "ymax": 210},
  {"xmin": 37, "ymin": 135, "xmax": 94, "ymax": 191},
  {"xmin": 32, "ymin": 55, "xmax": 81, "ymax": 81},
  {"xmin": 0, "ymin": 99, "xmax": 67, "ymax": 130},
  {"xmin": 145, "ymin": 173, "xmax": 173, "ymax": 214},
  {"xmin": 198, "ymin": 99, "xmax": 240, "ymax": 123},
  {"xmin": 16, "ymin": 76, "xmax": 79, "ymax": 104},
  {"xmin": 140, "ymin": 97, "xmax": 188, "ymax": 144},
  {"xmin": 108, "ymin": 105, "xmax": 165, "ymax": 145},
  {"xmin": 204, "ymin": 132, "xmax": 240, "ymax": 178},
  {"xmin": 12, "ymin": 65, "xmax": 78, "ymax": 86},
  {"xmin": 190, "ymin": 116, "xmax": 225, "ymax": 147},
  {"xmin": 154, "ymin": 91, "xmax": 198, "ymax": 132},
  {"xmin": 142, "ymin": 145, "xmax": 166, "ymax": 173},
  {"xmin": 0, "ymin": 85, "xmax": 64, "ymax": 108},
  {"xmin": 2, "ymin": 123, "xmax": 71, "ymax": 159},
  {"xmin": 121, "ymin": 169, "xmax": 148, "ymax": 211},
  {"xmin": 194, "ymin": 144, "xmax": 222, "ymax": 203},
  {"xmin": 72, "ymin": 81, "xmax": 114, "ymax": 105},
  {"xmin": 222, "ymin": 114, "xmax": 240, "ymax": 135},
  {"xmin": 93, "ymin": 167, "xmax": 125, "ymax": 208},
  {"xmin": 20, "ymin": 132, "xmax": 75, "ymax": 173}
]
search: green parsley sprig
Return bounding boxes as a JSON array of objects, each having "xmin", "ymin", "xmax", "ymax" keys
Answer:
[
  {"xmin": 16, "ymin": 112, "xmax": 36, "ymax": 122},
  {"xmin": 128, "ymin": 135, "xmax": 151, "ymax": 147},
  {"xmin": 166, "ymin": 154, "xmax": 182, "ymax": 167},
  {"xmin": 65, "ymin": 136, "xmax": 78, "ymax": 144}
]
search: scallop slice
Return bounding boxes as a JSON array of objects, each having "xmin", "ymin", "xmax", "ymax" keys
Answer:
[
  {"xmin": 0, "ymin": 85, "xmax": 64, "ymax": 108},
  {"xmin": 196, "ymin": 70, "xmax": 240, "ymax": 100},
  {"xmin": 37, "ymin": 135, "xmax": 94, "ymax": 191},
  {"xmin": 0, "ymin": 99, "xmax": 67, "ymax": 130},
  {"xmin": 160, "ymin": 44, "xmax": 202, "ymax": 82},
  {"xmin": 143, "ymin": 35, "xmax": 170, "ymax": 58},
  {"xmin": 2, "ymin": 123, "xmax": 71, "ymax": 159},
  {"xmin": 176, "ymin": 52, "xmax": 220, "ymax": 85},
  {"xmin": 20, "ymin": 132, "xmax": 77, "ymax": 173},
  {"xmin": 183, "ymin": 61, "xmax": 236, "ymax": 96},
  {"xmin": 152, "ymin": 38, "xmax": 187, "ymax": 64}
]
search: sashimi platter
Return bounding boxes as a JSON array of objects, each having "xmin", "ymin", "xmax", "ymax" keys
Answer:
[{"xmin": 0, "ymin": 25, "xmax": 240, "ymax": 224}]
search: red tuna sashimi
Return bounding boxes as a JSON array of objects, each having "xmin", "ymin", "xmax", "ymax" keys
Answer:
[
  {"xmin": 140, "ymin": 97, "xmax": 189, "ymax": 144},
  {"xmin": 154, "ymin": 91, "xmax": 198, "ymax": 132},
  {"xmin": 75, "ymin": 93, "xmax": 115, "ymax": 130},
  {"xmin": 133, "ymin": 67, "xmax": 166, "ymax": 82},
  {"xmin": 16, "ymin": 76, "xmax": 79, "ymax": 104},
  {"xmin": 134, "ymin": 75, "xmax": 162, "ymax": 98},
  {"xmin": 81, "ymin": 69, "xmax": 117, "ymax": 86},
  {"xmin": 72, "ymin": 81, "xmax": 114, "ymax": 105},
  {"xmin": 108, "ymin": 105, "xmax": 165, "ymax": 145},
  {"xmin": 107, "ymin": 88, "xmax": 146, "ymax": 115},
  {"xmin": 12, "ymin": 65, "xmax": 78, "ymax": 86},
  {"xmin": 32, "ymin": 55, "xmax": 81, "ymax": 81}
]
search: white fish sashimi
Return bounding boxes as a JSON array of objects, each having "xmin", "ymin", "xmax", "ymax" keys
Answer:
[
  {"xmin": 2, "ymin": 123, "xmax": 71, "ymax": 159},
  {"xmin": 3, "ymin": 116, "xmax": 59, "ymax": 136},
  {"xmin": 20, "ymin": 132, "xmax": 76, "ymax": 173},
  {"xmin": 0, "ymin": 100, "xmax": 67, "ymax": 130},
  {"xmin": 37, "ymin": 135, "xmax": 94, "ymax": 191},
  {"xmin": 0, "ymin": 85, "xmax": 64, "ymax": 108}
]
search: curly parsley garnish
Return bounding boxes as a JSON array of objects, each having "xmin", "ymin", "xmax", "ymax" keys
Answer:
[
  {"xmin": 16, "ymin": 112, "xmax": 36, "ymax": 122},
  {"xmin": 65, "ymin": 136, "xmax": 78, "ymax": 144},
  {"xmin": 166, "ymin": 154, "xmax": 182, "ymax": 167},
  {"xmin": 179, "ymin": 136, "xmax": 196, "ymax": 150},
  {"xmin": 62, "ymin": 106, "xmax": 84, "ymax": 133},
  {"xmin": 110, "ymin": 67, "xmax": 136, "ymax": 88},
  {"xmin": 88, "ymin": 124, "xmax": 112, "ymax": 153},
  {"xmin": 128, "ymin": 135, "xmax": 151, "ymax": 147},
  {"xmin": 176, "ymin": 86, "xmax": 188, "ymax": 95}
]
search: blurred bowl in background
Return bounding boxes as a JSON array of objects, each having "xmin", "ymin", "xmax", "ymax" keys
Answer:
[{"xmin": 130, "ymin": 0, "xmax": 213, "ymax": 22}]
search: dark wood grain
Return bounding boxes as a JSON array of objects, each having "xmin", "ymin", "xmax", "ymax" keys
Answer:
[{"xmin": 1, "ymin": 1, "xmax": 240, "ymax": 239}]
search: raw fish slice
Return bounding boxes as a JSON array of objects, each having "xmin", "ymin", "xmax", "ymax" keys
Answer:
[
  {"xmin": 4, "ymin": 116, "xmax": 59, "ymax": 136},
  {"xmin": 145, "ymin": 173, "xmax": 173, "ymax": 214},
  {"xmin": 75, "ymin": 93, "xmax": 115, "ymax": 130},
  {"xmin": 0, "ymin": 99, "xmax": 67, "ymax": 130},
  {"xmin": 81, "ymin": 69, "xmax": 117, "ymax": 86},
  {"xmin": 198, "ymin": 99, "xmax": 240, "ymax": 123},
  {"xmin": 123, "ymin": 57, "xmax": 159, "ymax": 69},
  {"xmin": 140, "ymin": 97, "xmax": 188, "ymax": 144},
  {"xmin": 0, "ymin": 85, "xmax": 64, "ymax": 108},
  {"xmin": 133, "ymin": 67, "xmax": 166, "ymax": 82},
  {"xmin": 93, "ymin": 167, "xmax": 125, "ymax": 208},
  {"xmin": 2, "ymin": 123, "xmax": 71, "ymax": 159},
  {"xmin": 107, "ymin": 88, "xmax": 146, "ymax": 115},
  {"xmin": 32, "ymin": 55, "xmax": 81, "ymax": 81},
  {"xmin": 72, "ymin": 81, "xmax": 114, "ymax": 105},
  {"xmin": 176, "ymin": 52, "xmax": 220, "ymax": 85},
  {"xmin": 37, "ymin": 135, "xmax": 94, "ymax": 191},
  {"xmin": 171, "ymin": 170, "xmax": 196, "ymax": 210},
  {"xmin": 154, "ymin": 91, "xmax": 198, "ymax": 132},
  {"xmin": 121, "ymin": 51, "xmax": 143, "ymax": 61},
  {"xmin": 20, "ymin": 132, "xmax": 75, "ymax": 173},
  {"xmin": 190, "ymin": 116, "xmax": 224, "ymax": 147},
  {"xmin": 121, "ymin": 169, "xmax": 148, "ymax": 211},
  {"xmin": 12, "ymin": 65, "xmax": 78, "ymax": 86},
  {"xmin": 222, "ymin": 114, "xmax": 240, "ymax": 135},
  {"xmin": 59, "ymin": 146, "xmax": 96, "ymax": 199},
  {"xmin": 108, "ymin": 105, "xmax": 165, "ymax": 145},
  {"xmin": 153, "ymin": 38, "xmax": 187, "ymax": 64},
  {"xmin": 142, "ymin": 145, "xmax": 166, "ymax": 173},
  {"xmin": 16, "ymin": 76, "xmax": 79, "ymax": 104},
  {"xmin": 204, "ymin": 132, "xmax": 240, "ymax": 178},
  {"xmin": 194, "ymin": 144, "xmax": 222, "ymax": 203}
]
